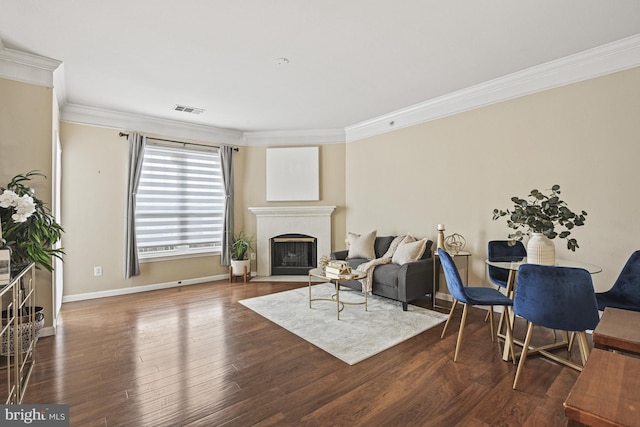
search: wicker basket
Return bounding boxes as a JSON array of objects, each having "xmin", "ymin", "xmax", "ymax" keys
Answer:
[{"xmin": 1, "ymin": 306, "xmax": 44, "ymax": 356}]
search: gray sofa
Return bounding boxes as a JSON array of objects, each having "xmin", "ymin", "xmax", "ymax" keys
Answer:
[{"xmin": 330, "ymin": 236, "xmax": 434, "ymax": 310}]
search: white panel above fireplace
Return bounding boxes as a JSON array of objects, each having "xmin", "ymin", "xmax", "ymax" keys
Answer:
[
  {"xmin": 266, "ymin": 147, "xmax": 319, "ymax": 201},
  {"xmin": 249, "ymin": 206, "xmax": 335, "ymax": 276}
]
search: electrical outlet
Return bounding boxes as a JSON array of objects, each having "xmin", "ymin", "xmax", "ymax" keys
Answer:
[
  {"xmin": 250, "ymin": 252, "xmax": 256, "ymax": 260},
  {"xmin": 93, "ymin": 266, "xmax": 103, "ymax": 276}
]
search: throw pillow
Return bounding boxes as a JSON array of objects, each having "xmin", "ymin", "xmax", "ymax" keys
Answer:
[
  {"xmin": 346, "ymin": 230, "xmax": 377, "ymax": 260},
  {"xmin": 392, "ymin": 234, "xmax": 427, "ymax": 265}
]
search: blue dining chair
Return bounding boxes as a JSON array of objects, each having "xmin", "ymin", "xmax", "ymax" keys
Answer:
[
  {"xmin": 438, "ymin": 249, "xmax": 515, "ymax": 363},
  {"xmin": 512, "ymin": 264, "xmax": 600, "ymax": 389},
  {"xmin": 488, "ymin": 240, "xmax": 527, "ymax": 291},
  {"xmin": 595, "ymin": 250, "xmax": 640, "ymax": 312},
  {"xmin": 486, "ymin": 240, "xmax": 527, "ymax": 326}
]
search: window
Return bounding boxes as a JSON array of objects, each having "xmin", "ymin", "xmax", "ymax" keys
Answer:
[{"xmin": 135, "ymin": 143, "xmax": 224, "ymax": 259}]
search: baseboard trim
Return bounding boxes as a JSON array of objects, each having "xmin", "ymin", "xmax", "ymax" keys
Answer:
[
  {"xmin": 40, "ymin": 326, "xmax": 56, "ymax": 338},
  {"xmin": 435, "ymin": 291, "xmax": 453, "ymax": 303},
  {"xmin": 62, "ymin": 274, "xmax": 229, "ymax": 303}
]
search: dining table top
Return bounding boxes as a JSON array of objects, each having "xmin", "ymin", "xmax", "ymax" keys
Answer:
[{"xmin": 485, "ymin": 257, "xmax": 602, "ymax": 274}]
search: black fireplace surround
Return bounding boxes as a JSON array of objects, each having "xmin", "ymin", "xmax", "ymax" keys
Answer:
[{"xmin": 271, "ymin": 233, "xmax": 317, "ymax": 275}]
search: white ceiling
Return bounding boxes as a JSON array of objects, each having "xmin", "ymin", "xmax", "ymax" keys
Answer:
[{"xmin": 1, "ymin": 0, "xmax": 640, "ymax": 134}]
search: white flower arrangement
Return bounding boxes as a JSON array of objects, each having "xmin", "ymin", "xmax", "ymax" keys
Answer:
[
  {"xmin": 0, "ymin": 171, "xmax": 64, "ymax": 272},
  {"xmin": 0, "ymin": 189, "xmax": 36, "ymax": 223}
]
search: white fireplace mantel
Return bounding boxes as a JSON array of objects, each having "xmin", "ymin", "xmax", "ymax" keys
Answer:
[{"xmin": 249, "ymin": 206, "xmax": 335, "ymax": 276}]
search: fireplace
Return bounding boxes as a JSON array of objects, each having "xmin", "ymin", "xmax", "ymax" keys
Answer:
[
  {"xmin": 271, "ymin": 234, "xmax": 317, "ymax": 275},
  {"xmin": 249, "ymin": 206, "xmax": 335, "ymax": 276}
]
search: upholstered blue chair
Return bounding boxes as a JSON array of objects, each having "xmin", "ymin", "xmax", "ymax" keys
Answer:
[
  {"xmin": 488, "ymin": 240, "xmax": 527, "ymax": 290},
  {"xmin": 486, "ymin": 240, "xmax": 527, "ymax": 326},
  {"xmin": 438, "ymin": 249, "xmax": 515, "ymax": 362},
  {"xmin": 595, "ymin": 250, "xmax": 640, "ymax": 312},
  {"xmin": 512, "ymin": 264, "xmax": 600, "ymax": 389}
]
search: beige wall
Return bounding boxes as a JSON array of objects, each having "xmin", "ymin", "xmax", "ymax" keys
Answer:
[
  {"xmin": 59, "ymin": 126, "xmax": 347, "ymax": 296},
  {"xmin": 59, "ymin": 123, "xmax": 232, "ymax": 296},
  {"xmin": 239, "ymin": 144, "xmax": 347, "ymax": 263},
  {"xmin": 0, "ymin": 78, "xmax": 54, "ymax": 325},
  {"xmin": 7, "ymin": 66, "xmax": 637, "ymax": 301},
  {"xmin": 346, "ymin": 67, "xmax": 640, "ymax": 292}
]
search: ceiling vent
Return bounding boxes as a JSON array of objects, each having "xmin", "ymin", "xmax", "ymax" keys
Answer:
[{"xmin": 174, "ymin": 104, "xmax": 205, "ymax": 114}]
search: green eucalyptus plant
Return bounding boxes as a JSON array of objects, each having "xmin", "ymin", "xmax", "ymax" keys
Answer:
[
  {"xmin": 492, "ymin": 185, "xmax": 587, "ymax": 251},
  {"xmin": 230, "ymin": 231, "xmax": 254, "ymax": 260},
  {"xmin": 0, "ymin": 171, "xmax": 64, "ymax": 272}
]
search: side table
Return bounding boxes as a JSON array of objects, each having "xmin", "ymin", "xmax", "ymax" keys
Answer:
[
  {"xmin": 592, "ymin": 307, "xmax": 640, "ymax": 355},
  {"xmin": 564, "ymin": 348, "xmax": 640, "ymax": 426},
  {"xmin": 0, "ymin": 263, "xmax": 37, "ymax": 404}
]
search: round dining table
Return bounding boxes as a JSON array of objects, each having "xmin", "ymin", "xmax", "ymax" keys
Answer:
[{"xmin": 485, "ymin": 257, "xmax": 602, "ymax": 365}]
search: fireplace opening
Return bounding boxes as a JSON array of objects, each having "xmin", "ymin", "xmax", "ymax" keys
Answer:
[{"xmin": 271, "ymin": 233, "xmax": 317, "ymax": 275}]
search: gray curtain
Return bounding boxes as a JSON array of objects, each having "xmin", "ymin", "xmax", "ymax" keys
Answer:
[
  {"xmin": 220, "ymin": 146, "xmax": 235, "ymax": 266},
  {"xmin": 125, "ymin": 132, "xmax": 146, "ymax": 278}
]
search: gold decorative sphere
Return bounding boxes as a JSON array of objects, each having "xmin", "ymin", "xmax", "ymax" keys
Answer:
[{"xmin": 445, "ymin": 233, "xmax": 466, "ymax": 254}]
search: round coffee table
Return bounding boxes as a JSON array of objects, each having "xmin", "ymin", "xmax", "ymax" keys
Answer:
[{"xmin": 308, "ymin": 268, "xmax": 368, "ymax": 320}]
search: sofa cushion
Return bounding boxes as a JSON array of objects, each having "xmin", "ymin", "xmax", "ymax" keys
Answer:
[
  {"xmin": 373, "ymin": 263, "xmax": 400, "ymax": 288},
  {"xmin": 420, "ymin": 240, "xmax": 434, "ymax": 259},
  {"xmin": 346, "ymin": 258, "xmax": 367, "ymax": 270},
  {"xmin": 374, "ymin": 236, "xmax": 396, "ymax": 258},
  {"xmin": 392, "ymin": 234, "xmax": 428, "ymax": 265},
  {"xmin": 346, "ymin": 230, "xmax": 377, "ymax": 260}
]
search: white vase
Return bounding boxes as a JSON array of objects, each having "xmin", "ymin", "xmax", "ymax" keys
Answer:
[{"xmin": 527, "ymin": 233, "xmax": 555, "ymax": 265}]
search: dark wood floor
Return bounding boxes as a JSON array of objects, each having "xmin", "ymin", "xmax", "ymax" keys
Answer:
[{"xmin": 23, "ymin": 280, "xmax": 585, "ymax": 426}]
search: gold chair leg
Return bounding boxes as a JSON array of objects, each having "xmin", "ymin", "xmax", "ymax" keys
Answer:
[
  {"xmin": 496, "ymin": 301, "xmax": 511, "ymax": 339},
  {"xmin": 488, "ymin": 306, "xmax": 495, "ymax": 342},
  {"xmin": 513, "ymin": 322, "xmax": 535, "ymax": 390},
  {"xmin": 577, "ymin": 331, "xmax": 591, "ymax": 366},
  {"xmin": 568, "ymin": 331, "xmax": 576, "ymax": 351},
  {"xmin": 441, "ymin": 299, "xmax": 458, "ymax": 339},
  {"xmin": 454, "ymin": 304, "xmax": 469, "ymax": 362},
  {"xmin": 503, "ymin": 306, "xmax": 516, "ymax": 364}
]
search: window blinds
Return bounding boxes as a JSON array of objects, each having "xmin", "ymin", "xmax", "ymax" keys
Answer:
[{"xmin": 135, "ymin": 143, "xmax": 224, "ymax": 256}]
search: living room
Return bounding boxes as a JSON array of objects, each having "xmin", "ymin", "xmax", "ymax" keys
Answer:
[
  {"xmin": 41, "ymin": 56, "xmax": 640, "ymax": 306},
  {"xmin": 1, "ymin": 2, "xmax": 640, "ymax": 424}
]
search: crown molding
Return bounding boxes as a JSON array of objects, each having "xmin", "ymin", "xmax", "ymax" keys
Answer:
[
  {"xmin": 6, "ymin": 34, "xmax": 639, "ymax": 146},
  {"xmin": 243, "ymin": 129, "xmax": 345, "ymax": 146},
  {"xmin": 52, "ymin": 63, "xmax": 67, "ymax": 108},
  {"xmin": 345, "ymin": 34, "xmax": 640, "ymax": 143},
  {"xmin": 61, "ymin": 103, "xmax": 244, "ymax": 145},
  {"xmin": 61, "ymin": 103, "xmax": 343, "ymax": 146},
  {"xmin": 0, "ymin": 39, "xmax": 62, "ymax": 88}
]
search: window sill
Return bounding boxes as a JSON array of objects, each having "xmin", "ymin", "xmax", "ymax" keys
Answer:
[{"xmin": 139, "ymin": 250, "xmax": 221, "ymax": 263}]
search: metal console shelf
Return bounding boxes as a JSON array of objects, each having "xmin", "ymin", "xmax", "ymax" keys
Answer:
[{"xmin": 0, "ymin": 263, "xmax": 36, "ymax": 404}]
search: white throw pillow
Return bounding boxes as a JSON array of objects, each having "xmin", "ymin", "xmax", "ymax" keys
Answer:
[
  {"xmin": 392, "ymin": 234, "xmax": 427, "ymax": 265},
  {"xmin": 346, "ymin": 230, "xmax": 377, "ymax": 260}
]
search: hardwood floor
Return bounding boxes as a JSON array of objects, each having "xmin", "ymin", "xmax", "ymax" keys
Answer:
[{"xmin": 24, "ymin": 280, "xmax": 585, "ymax": 426}]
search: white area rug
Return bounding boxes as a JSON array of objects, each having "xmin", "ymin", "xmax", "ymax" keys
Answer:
[{"xmin": 240, "ymin": 283, "xmax": 449, "ymax": 365}]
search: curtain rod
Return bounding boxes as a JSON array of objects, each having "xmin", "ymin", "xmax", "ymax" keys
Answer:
[{"xmin": 118, "ymin": 132, "xmax": 239, "ymax": 151}]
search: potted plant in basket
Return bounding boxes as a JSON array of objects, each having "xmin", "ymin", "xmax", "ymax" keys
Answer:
[
  {"xmin": 492, "ymin": 185, "xmax": 587, "ymax": 265},
  {"xmin": 230, "ymin": 231, "xmax": 254, "ymax": 277},
  {"xmin": 0, "ymin": 171, "xmax": 64, "ymax": 273}
]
